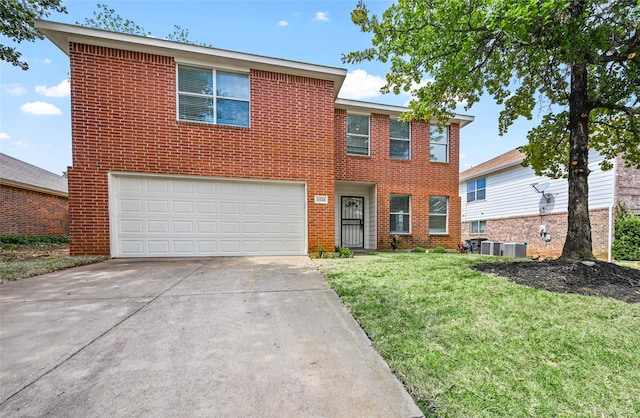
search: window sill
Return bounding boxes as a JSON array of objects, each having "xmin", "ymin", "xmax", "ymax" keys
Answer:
[
  {"xmin": 177, "ymin": 120, "xmax": 251, "ymax": 130},
  {"xmin": 347, "ymin": 154, "xmax": 371, "ymax": 158}
]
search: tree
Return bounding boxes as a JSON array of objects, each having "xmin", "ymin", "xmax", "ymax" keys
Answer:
[
  {"xmin": 1, "ymin": 0, "xmax": 67, "ymax": 70},
  {"xmin": 344, "ymin": 0, "xmax": 640, "ymax": 260},
  {"xmin": 80, "ymin": 4, "xmax": 210, "ymax": 46}
]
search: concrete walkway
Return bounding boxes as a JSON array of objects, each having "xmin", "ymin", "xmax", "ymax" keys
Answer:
[{"xmin": 0, "ymin": 257, "xmax": 423, "ymax": 417}]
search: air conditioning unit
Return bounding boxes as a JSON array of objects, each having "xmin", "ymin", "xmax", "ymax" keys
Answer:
[
  {"xmin": 503, "ymin": 243, "xmax": 527, "ymax": 258},
  {"xmin": 480, "ymin": 241, "xmax": 503, "ymax": 256}
]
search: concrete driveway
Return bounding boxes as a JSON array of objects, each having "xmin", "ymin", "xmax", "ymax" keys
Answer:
[{"xmin": 0, "ymin": 257, "xmax": 423, "ymax": 417}]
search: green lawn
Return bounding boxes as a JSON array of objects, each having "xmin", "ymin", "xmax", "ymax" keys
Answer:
[{"xmin": 318, "ymin": 253, "xmax": 640, "ymax": 417}]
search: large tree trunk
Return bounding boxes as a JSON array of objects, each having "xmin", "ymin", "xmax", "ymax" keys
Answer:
[{"xmin": 561, "ymin": 61, "xmax": 594, "ymax": 260}]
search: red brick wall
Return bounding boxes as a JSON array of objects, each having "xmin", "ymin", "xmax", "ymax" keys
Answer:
[
  {"xmin": 461, "ymin": 208, "xmax": 611, "ymax": 259},
  {"xmin": 68, "ymin": 43, "xmax": 336, "ymax": 255},
  {"xmin": 335, "ymin": 110, "xmax": 461, "ymax": 250},
  {"xmin": 0, "ymin": 185, "xmax": 69, "ymax": 236},
  {"xmin": 616, "ymin": 156, "xmax": 640, "ymax": 211}
]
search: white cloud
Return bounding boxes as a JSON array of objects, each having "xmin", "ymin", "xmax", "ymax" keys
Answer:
[
  {"xmin": 13, "ymin": 140, "xmax": 29, "ymax": 148},
  {"xmin": 35, "ymin": 79, "xmax": 70, "ymax": 98},
  {"xmin": 314, "ymin": 12, "xmax": 329, "ymax": 21},
  {"xmin": 44, "ymin": 58, "xmax": 52, "ymax": 64},
  {"xmin": 0, "ymin": 132, "xmax": 10, "ymax": 140},
  {"xmin": 5, "ymin": 84, "xmax": 27, "ymax": 96},
  {"xmin": 338, "ymin": 69, "xmax": 386, "ymax": 100},
  {"xmin": 278, "ymin": 20, "xmax": 289, "ymax": 27},
  {"xmin": 20, "ymin": 101, "xmax": 63, "ymax": 115}
]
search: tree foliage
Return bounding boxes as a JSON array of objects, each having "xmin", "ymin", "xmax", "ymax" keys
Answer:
[
  {"xmin": 79, "ymin": 4, "xmax": 211, "ymax": 46},
  {"xmin": 345, "ymin": 0, "xmax": 640, "ymax": 260},
  {"xmin": 0, "ymin": 0, "xmax": 67, "ymax": 70}
]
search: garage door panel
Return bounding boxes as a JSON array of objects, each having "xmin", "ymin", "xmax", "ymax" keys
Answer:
[
  {"xmin": 111, "ymin": 175, "xmax": 306, "ymax": 257},
  {"xmin": 148, "ymin": 220, "xmax": 169, "ymax": 233},
  {"xmin": 121, "ymin": 199, "xmax": 143, "ymax": 212},
  {"xmin": 196, "ymin": 202, "xmax": 216, "ymax": 214},
  {"xmin": 148, "ymin": 241, "xmax": 170, "ymax": 254},
  {"xmin": 173, "ymin": 241, "xmax": 194, "ymax": 253},
  {"xmin": 147, "ymin": 200, "xmax": 168, "ymax": 213},
  {"xmin": 147, "ymin": 179, "xmax": 169, "ymax": 193},
  {"xmin": 197, "ymin": 221, "xmax": 216, "ymax": 233}
]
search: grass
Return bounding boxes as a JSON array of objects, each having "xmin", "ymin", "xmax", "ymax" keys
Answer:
[
  {"xmin": 318, "ymin": 253, "xmax": 640, "ymax": 417},
  {"xmin": 0, "ymin": 255, "xmax": 106, "ymax": 283}
]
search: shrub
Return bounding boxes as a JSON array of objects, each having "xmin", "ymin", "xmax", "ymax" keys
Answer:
[
  {"xmin": 0, "ymin": 235, "xmax": 69, "ymax": 245},
  {"xmin": 413, "ymin": 247, "xmax": 426, "ymax": 253},
  {"xmin": 389, "ymin": 235, "xmax": 402, "ymax": 251},
  {"xmin": 317, "ymin": 244, "xmax": 326, "ymax": 258},
  {"xmin": 335, "ymin": 246, "xmax": 354, "ymax": 258},
  {"xmin": 612, "ymin": 216, "xmax": 640, "ymax": 261},
  {"xmin": 432, "ymin": 246, "xmax": 447, "ymax": 254}
]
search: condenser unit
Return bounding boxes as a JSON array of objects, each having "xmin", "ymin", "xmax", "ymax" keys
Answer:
[
  {"xmin": 480, "ymin": 241, "xmax": 503, "ymax": 256},
  {"xmin": 503, "ymin": 243, "xmax": 527, "ymax": 258}
]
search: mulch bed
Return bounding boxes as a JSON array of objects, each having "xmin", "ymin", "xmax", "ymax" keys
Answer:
[{"xmin": 474, "ymin": 259, "xmax": 640, "ymax": 304}]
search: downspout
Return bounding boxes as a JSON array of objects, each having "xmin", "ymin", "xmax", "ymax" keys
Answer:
[{"xmin": 607, "ymin": 157, "xmax": 617, "ymax": 262}]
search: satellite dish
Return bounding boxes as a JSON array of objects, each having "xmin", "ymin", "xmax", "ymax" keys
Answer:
[{"xmin": 531, "ymin": 182, "xmax": 550, "ymax": 193}]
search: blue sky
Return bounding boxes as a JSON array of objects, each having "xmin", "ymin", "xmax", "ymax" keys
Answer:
[{"xmin": 1, "ymin": 0, "xmax": 543, "ymax": 176}]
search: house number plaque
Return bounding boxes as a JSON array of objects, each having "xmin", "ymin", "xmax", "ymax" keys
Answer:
[{"xmin": 314, "ymin": 195, "xmax": 329, "ymax": 204}]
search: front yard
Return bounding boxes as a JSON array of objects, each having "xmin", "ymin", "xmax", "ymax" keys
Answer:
[
  {"xmin": 318, "ymin": 253, "xmax": 640, "ymax": 417},
  {"xmin": 0, "ymin": 243, "xmax": 106, "ymax": 283}
]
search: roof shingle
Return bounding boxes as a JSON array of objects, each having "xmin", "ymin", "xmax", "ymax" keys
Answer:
[{"xmin": 0, "ymin": 153, "xmax": 68, "ymax": 195}]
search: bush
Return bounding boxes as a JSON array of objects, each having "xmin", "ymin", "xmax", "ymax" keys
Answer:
[
  {"xmin": 432, "ymin": 246, "xmax": 447, "ymax": 254},
  {"xmin": 413, "ymin": 247, "xmax": 426, "ymax": 253},
  {"xmin": 389, "ymin": 235, "xmax": 402, "ymax": 251},
  {"xmin": 612, "ymin": 216, "xmax": 640, "ymax": 261},
  {"xmin": 0, "ymin": 235, "xmax": 69, "ymax": 245},
  {"xmin": 335, "ymin": 246, "xmax": 354, "ymax": 258}
]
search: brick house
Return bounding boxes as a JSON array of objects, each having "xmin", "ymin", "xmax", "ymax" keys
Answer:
[
  {"xmin": 0, "ymin": 153, "xmax": 69, "ymax": 237},
  {"xmin": 37, "ymin": 20, "xmax": 473, "ymax": 257},
  {"xmin": 459, "ymin": 147, "xmax": 640, "ymax": 260}
]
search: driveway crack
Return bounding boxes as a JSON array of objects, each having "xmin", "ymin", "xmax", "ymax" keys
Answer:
[{"xmin": 0, "ymin": 260, "xmax": 212, "ymax": 406}]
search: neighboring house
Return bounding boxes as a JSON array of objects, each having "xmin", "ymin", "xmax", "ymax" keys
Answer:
[
  {"xmin": 0, "ymin": 153, "xmax": 69, "ymax": 237},
  {"xmin": 459, "ymin": 147, "xmax": 640, "ymax": 260},
  {"xmin": 37, "ymin": 21, "xmax": 473, "ymax": 257}
]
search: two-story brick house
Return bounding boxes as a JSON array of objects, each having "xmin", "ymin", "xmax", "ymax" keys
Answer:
[{"xmin": 37, "ymin": 20, "xmax": 473, "ymax": 257}]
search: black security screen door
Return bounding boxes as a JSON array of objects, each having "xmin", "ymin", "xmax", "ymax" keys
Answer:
[{"xmin": 341, "ymin": 196, "xmax": 364, "ymax": 248}]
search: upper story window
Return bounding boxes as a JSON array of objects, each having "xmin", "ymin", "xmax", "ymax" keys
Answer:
[
  {"xmin": 177, "ymin": 65, "xmax": 250, "ymax": 127},
  {"xmin": 390, "ymin": 194, "xmax": 410, "ymax": 234},
  {"xmin": 347, "ymin": 115, "xmax": 370, "ymax": 156},
  {"xmin": 430, "ymin": 125, "xmax": 449, "ymax": 162},
  {"xmin": 390, "ymin": 120, "xmax": 410, "ymax": 160},
  {"xmin": 429, "ymin": 196, "xmax": 448, "ymax": 234},
  {"xmin": 467, "ymin": 178, "xmax": 486, "ymax": 202}
]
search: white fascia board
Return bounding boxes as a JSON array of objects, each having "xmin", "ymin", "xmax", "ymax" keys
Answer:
[
  {"xmin": 334, "ymin": 98, "xmax": 474, "ymax": 128},
  {"xmin": 35, "ymin": 20, "xmax": 346, "ymax": 94},
  {"xmin": 459, "ymin": 159, "xmax": 525, "ymax": 182}
]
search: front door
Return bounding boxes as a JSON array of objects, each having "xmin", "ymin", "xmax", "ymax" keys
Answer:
[{"xmin": 341, "ymin": 196, "xmax": 364, "ymax": 248}]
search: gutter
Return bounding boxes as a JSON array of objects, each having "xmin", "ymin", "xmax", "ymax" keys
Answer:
[
  {"xmin": 608, "ymin": 157, "xmax": 617, "ymax": 262},
  {"xmin": 0, "ymin": 179, "xmax": 68, "ymax": 198}
]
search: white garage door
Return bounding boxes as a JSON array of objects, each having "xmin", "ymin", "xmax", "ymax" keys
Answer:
[{"xmin": 109, "ymin": 174, "xmax": 306, "ymax": 257}]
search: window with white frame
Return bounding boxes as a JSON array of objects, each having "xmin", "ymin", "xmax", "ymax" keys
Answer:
[
  {"xmin": 430, "ymin": 125, "xmax": 449, "ymax": 162},
  {"xmin": 467, "ymin": 178, "xmax": 486, "ymax": 202},
  {"xmin": 347, "ymin": 115, "xmax": 370, "ymax": 156},
  {"xmin": 177, "ymin": 65, "xmax": 250, "ymax": 127},
  {"xmin": 390, "ymin": 120, "xmax": 410, "ymax": 159},
  {"xmin": 470, "ymin": 220, "xmax": 486, "ymax": 234},
  {"xmin": 390, "ymin": 195, "xmax": 410, "ymax": 234},
  {"xmin": 429, "ymin": 196, "xmax": 448, "ymax": 234}
]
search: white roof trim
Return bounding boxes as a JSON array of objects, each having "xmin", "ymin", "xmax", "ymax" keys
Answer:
[
  {"xmin": 334, "ymin": 98, "xmax": 474, "ymax": 128},
  {"xmin": 459, "ymin": 158, "xmax": 525, "ymax": 182},
  {"xmin": 35, "ymin": 20, "xmax": 346, "ymax": 96}
]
